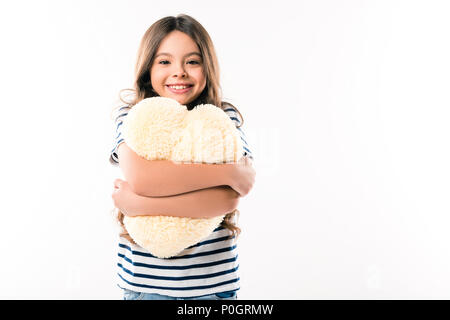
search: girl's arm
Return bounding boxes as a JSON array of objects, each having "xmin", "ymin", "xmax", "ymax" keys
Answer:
[
  {"xmin": 117, "ymin": 142, "xmax": 254, "ymax": 197},
  {"xmin": 112, "ymin": 179, "xmax": 240, "ymax": 219}
]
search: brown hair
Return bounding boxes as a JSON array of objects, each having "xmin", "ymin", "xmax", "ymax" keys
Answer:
[{"xmin": 113, "ymin": 14, "xmax": 245, "ymax": 243}]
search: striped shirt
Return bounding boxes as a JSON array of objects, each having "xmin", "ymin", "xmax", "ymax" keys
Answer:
[{"xmin": 109, "ymin": 103, "xmax": 253, "ymax": 298}]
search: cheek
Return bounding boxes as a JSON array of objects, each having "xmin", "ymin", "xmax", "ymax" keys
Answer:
[
  {"xmin": 186, "ymin": 66, "xmax": 202, "ymax": 78},
  {"xmin": 150, "ymin": 68, "xmax": 164, "ymax": 86},
  {"xmin": 192, "ymin": 70, "xmax": 206, "ymax": 87}
]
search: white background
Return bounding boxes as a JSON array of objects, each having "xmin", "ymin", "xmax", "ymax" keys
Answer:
[{"xmin": 0, "ymin": 0, "xmax": 449, "ymax": 299}]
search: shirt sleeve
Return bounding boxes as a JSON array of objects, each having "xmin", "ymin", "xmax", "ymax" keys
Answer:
[
  {"xmin": 223, "ymin": 106, "xmax": 254, "ymax": 160},
  {"xmin": 109, "ymin": 105, "xmax": 131, "ymax": 166}
]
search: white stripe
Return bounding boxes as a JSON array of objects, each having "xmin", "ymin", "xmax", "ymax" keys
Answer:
[
  {"xmin": 118, "ymin": 248, "xmax": 238, "ymax": 276},
  {"xmin": 118, "ymin": 260, "xmax": 238, "ymax": 287},
  {"xmin": 118, "ymin": 250, "xmax": 238, "ymax": 276},
  {"xmin": 118, "ymin": 246, "xmax": 238, "ymax": 270},
  {"xmin": 118, "ymin": 242, "xmax": 236, "ymax": 263},
  {"xmin": 117, "ymin": 268, "xmax": 239, "ymax": 290},
  {"xmin": 118, "ymin": 264, "xmax": 238, "ymax": 288}
]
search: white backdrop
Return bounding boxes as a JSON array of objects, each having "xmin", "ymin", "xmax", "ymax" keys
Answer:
[{"xmin": 0, "ymin": 0, "xmax": 449, "ymax": 299}]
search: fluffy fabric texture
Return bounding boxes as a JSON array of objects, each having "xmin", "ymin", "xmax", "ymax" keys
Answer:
[{"xmin": 121, "ymin": 96, "xmax": 243, "ymax": 258}]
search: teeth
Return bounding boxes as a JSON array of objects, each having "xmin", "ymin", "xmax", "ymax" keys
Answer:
[{"xmin": 169, "ymin": 85, "xmax": 190, "ymax": 90}]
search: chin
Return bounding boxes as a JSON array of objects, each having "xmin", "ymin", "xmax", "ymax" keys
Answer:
[
  {"xmin": 174, "ymin": 97, "xmax": 188, "ymax": 105},
  {"xmin": 177, "ymin": 97, "xmax": 193, "ymax": 105}
]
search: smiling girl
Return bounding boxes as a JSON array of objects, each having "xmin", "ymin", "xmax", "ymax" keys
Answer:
[{"xmin": 110, "ymin": 14, "xmax": 255, "ymax": 300}]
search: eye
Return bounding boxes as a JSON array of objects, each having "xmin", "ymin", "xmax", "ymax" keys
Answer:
[
  {"xmin": 158, "ymin": 60, "xmax": 170, "ymax": 65},
  {"xmin": 187, "ymin": 60, "xmax": 200, "ymax": 65}
]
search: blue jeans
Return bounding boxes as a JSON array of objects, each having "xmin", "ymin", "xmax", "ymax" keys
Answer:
[{"xmin": 123, "ymin": 288, "xmax": 237, "ymax": 300}]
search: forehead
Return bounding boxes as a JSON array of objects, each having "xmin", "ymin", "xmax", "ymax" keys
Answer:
[{"xmin": 156, "ymin": 30, "xmax": 201, "ymax": 57}]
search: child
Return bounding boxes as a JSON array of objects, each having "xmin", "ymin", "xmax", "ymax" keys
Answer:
[{"xmin": 110, "ymin": 14, "xmax": 255, "ymax": 300}]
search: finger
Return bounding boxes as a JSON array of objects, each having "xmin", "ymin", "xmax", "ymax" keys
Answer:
[{"xmin": 114, "ymin": 179, "xmax": 123, "ymax": 188}]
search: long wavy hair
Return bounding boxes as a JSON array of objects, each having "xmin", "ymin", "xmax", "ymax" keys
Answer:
[{"xmin": 112, "ymin": 14, "xmax": 245, "ymax": 244}]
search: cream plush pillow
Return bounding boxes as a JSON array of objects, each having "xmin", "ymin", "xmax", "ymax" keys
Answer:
[{"xmin": 121, "ymin": 96, "xmax": 243, "ymax": 258}]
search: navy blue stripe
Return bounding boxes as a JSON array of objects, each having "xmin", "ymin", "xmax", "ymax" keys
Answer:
[
  {"xmin": 118, "ymin": 273, "xmax": 240, "ymax": 291},
  {"xmin": 119, "ymin": 243, "xmax": 237, "ymax": 260},
  {"xmin": 235, "ymin": 127, "xmax": 251, "ymax": 154},
  {"xmin": 234, "ymin": 126, "xmax": 249, "ymax": 141},
  {"xmin": 118, "ymin": 254, "xmax": 238, "ymax": 271},
  {"xmin": 118, "ymin": 106, "xmax": 131, "ymax": 111},
  {"xmin": 223, "ymin": 108, "xmax": 236, "ymax": 113},
  {"xmin": 229, "ymin": 116, "xmax": 241, "ymax": 124},
  {"xmin": 116, "ymin": 121, "xmax": 123, "ymax": 130},
  {"xmin": 118, "ymin": 263, "xmax": 239, "ymax": 281},
  {"xmin": 164, "ymin": 245, "xmax": 238, "ymax": 259},
  {"xmin": 115, "ymin": 113, "xmax": 128, "ymax": 121},
  {"xmin": 187, "ymin": 235, "xmax": 235, "ymax": 249}
]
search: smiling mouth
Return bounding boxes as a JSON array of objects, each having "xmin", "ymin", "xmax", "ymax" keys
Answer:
[{"xmin": 166, "ymin": 85, "xmax": 193, "ymax": 94}]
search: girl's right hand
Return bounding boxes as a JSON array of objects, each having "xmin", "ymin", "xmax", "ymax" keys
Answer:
[{"xmin": 228, "ymin": 157, "xmax": 256, "ymax": 197}]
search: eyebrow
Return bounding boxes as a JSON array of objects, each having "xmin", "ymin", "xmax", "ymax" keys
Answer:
[{"xmin": 155, "ymin": 52, "xmax": 202, "ymax": 58}]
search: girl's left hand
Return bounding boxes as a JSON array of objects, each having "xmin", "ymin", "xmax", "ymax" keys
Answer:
[{"xmin": 112, "ymin": 179, "xmax": 139, "ymax": 216}]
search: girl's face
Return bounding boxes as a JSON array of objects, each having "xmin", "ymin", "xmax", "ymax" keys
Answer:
[{"xmin": 150, "ymin": 30, "xmax": 207, "ymax": 106}]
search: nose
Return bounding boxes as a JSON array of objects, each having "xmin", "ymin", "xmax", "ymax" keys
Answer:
[
  {"xmin": 172, "ymin": 64, "xmax": 187, "ymax": 78},
  {"xmin": 173, "ymin": 70, "xmax": 186, "ymax": 78}
]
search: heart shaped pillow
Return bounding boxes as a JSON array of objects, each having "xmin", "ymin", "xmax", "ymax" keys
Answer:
[{"xmin": 121, "ymin": 96, "xmax": 243, "ymax": 258}]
